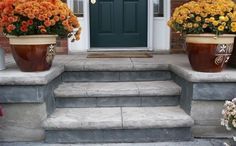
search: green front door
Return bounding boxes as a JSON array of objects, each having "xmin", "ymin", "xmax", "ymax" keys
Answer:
[{"xmin": 90, "ymin": 0, "xmax": 147, "ymax": 47}]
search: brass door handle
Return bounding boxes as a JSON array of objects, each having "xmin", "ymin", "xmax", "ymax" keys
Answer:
[{"xmin": 91, "ymin": 0, "xmax": 96, "ymax": 4}]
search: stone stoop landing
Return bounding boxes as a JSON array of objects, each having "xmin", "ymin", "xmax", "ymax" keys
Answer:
[
  {"xmin": 42, "ymin": 55, "xmax": 194, "ymax": 143},
  {"xmin": 43, "ymin": 107, "xmax": 194, "ymax": 143}
]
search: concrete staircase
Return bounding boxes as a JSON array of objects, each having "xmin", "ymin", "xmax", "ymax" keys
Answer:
[{"xmin": 43, "ymin": 69, "xmax": 194, "ymax": 143}]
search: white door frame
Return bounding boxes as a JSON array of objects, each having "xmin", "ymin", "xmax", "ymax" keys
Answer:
[{"xmin": 68, "ymin": 0, "xmax": 171, "ymax": 52}]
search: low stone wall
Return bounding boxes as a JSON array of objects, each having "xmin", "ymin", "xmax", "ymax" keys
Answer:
[
  {"xmin": 0, "ymin": 65, "xmax": 63, "ymax": 142},
  {"xmin": 172, "ymin": 71, "xmax": 236, "ymax": 138},
  {"xmin": 1, "ymin": 54, "xmax": 236, "ymax": 141}
]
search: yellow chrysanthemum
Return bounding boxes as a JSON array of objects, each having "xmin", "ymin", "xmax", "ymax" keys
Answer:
[
  {"xmin": 168, "ymin": 0, "xmax": 236, "ymax": 34},
  {"xmin": 193, "ymin": 23, "xmax": 199, "ymax": 28},
  {"xmin": 205, "ymin": 18, "xmax": 210, "ymax": 23},
  {"xmin": 195, "ymin": 16, "xmax": 202, "ymax": 22},
  {"xmin": 231, "ymin": 27, "xmax": 236, "ymax": 32},
  {"xmin": 218, "ymin": 25, "xmax": 225, "ymax": 31},
  {"xmin": 187, "ymin": 23, "xmax": 193, "ymax": 28},
  {"xmin": 231, "ymin": 22, "xmax": 236, "ymax": 27},
  {"xmin": 209, "ymin": 17, "xmax": 215, "ymax": 22},
  {"xmin": 213, "ymin": 21, "xmax": 219, "ymax": 26}
]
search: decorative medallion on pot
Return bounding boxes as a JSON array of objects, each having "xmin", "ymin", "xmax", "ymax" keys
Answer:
[
  {"xmin": 168, "ymin": 0, "xmax": 236, "ymax": 72},
  {"xmin": 0, "ymin": 0, "xmax": 81, "ymax": 72}
]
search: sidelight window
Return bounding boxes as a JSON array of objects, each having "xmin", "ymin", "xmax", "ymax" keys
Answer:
[
  {"xmin": 72, "ymin": 0, "xmax": 84, "ymax": 17},
  {"xmin": 153, "ymin": 0, "xmax": 164, "ymax": 17}
]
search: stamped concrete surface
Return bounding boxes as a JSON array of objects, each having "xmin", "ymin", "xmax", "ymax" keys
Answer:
[{"xmin": 0, "ymin": 139, "xmax": 231, "ymax": 146}]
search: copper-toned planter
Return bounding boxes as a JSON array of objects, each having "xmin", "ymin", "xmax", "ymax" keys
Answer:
[
  {"xmin": 7, "ymin": 35, "xmax": 57, "ymax": 72},
  {"xmin": 186, "ymin": 34, "xmax": 235, "ymax": 72}
]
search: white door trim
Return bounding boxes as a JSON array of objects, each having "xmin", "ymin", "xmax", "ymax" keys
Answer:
[
  {"xmin": 67, "ymin": 0, "xmax": 171, "ymax": 52},
  {"xmin": 84, "ymin": 0, "xmax": 90, "ymax": 50},
  {"xmin": 147, "ymin": 0, "xmax": 153, "ymax": 51}
]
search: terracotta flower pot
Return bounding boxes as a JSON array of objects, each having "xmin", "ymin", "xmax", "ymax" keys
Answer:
[
  {"xmin": 185, "ymin": 34, "xmax": 235, "ymax": 72},
  {"xmin": 7, "ymin": 35, "xmax": 57, "ymax": 72}
]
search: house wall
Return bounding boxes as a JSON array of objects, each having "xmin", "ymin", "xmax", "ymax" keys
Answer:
[
  {"xmin": 0, "ymin": 0, "xmax": 229, "ymax": 54},
  {"xmin": 170, "ymin": 0, "xmax": 190, "ymax": 53}
]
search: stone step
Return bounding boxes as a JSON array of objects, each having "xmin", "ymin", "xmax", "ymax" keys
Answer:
[
  {"xmin": 54, "ymin": 81, "xmax": 181, "ymax": 108},
  {"xmin": 62, "ymin": 71, "xmax": 172, "ymax": 82},
  {"xmin": 43, "ymin": 106, "xmax": 194, "ymax": 143}
]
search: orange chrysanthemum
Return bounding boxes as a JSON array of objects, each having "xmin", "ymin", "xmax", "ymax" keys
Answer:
[{"xmin": 0, "ymin": 0, "xmax": 81, "ymax": 40}]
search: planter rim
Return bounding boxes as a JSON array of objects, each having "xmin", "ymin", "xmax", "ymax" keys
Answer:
[
  {"xmin": 186, "ymin": 33, "xmax": 235, "ymax": 44},
  {"xmin": 6, "ymin": 35, "xmax": 58, "ymax": 38},
  {"xmin": 186, "ymin": 33, "xmax": 236, "ymax": 38},
  {"xmin": 7, "ymin": 35, "xmax": 57, "ymax": 45}
]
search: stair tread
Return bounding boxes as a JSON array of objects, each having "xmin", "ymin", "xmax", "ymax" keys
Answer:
[
  {"xmin": 43, "ymin": 106, "xmax": 194, "ymax": 130},
  {"xmin": 54, "ymin": 81, "xmax": 181, "ymax": 98}
]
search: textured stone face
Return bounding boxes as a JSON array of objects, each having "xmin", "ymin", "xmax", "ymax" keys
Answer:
[
  {"xmin": 190, "ymin": 99, "xmax": 236, "ymax": 138},
  {"xmin": 0, "ymin": 104, "xmax": 47, "ymax": 142}
]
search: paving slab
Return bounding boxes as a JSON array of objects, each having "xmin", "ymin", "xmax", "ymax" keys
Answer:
[
  {"xmin": 43, "ymin": 106, "xmax": 193, "ymax": 131},
  {"xmin": 0, "ymin": 65, "xmax": 64, "ymax": 85},
  {"xmin": 136, "ymin": 81, "xmax": 181, "ymax": 96},
  {"xmin": 55, "ymin": 81, "xmax": 180, "ymax": 98},
  {"xmin": 2, "ymin": 54, "xmax": 236, "ymax": 85},
  {"xmin": 84, "ymin": 58, "xmax": 134, "ymax": 71},
  {"xmin": 131, "ymin": 57, "xmax": 168, "ymax": 71},
  {"xmin": 43, "ymin": 108, "xmax": 122, "ymax": 130},
  {"xmin": 122, "ymin": 106, "xmax": 194, "ymax": 129},
  {"xmin": 0, "ymin": 139, "xmax": 226, "ymax": 146},
  {"xmin": 170, "ymin": 62, "xmax": 236, "ymax": 82}
]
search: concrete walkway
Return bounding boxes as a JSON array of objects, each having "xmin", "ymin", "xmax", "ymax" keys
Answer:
[{"xmin": 0, "ymin": 139, "xmax": 231, "ymax": 146}]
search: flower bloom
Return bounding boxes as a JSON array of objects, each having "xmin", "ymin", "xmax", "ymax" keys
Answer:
[
  {"xmin": 168, "ymin": 0, "xmax": 236, "ymax": 35},
  {"xmin": 6, "ymin": 24, "xmax": 16, "ymax": 32},
  {"xmin": 0, "ymin": 0, "xmax": 81, "ymax": 41}
]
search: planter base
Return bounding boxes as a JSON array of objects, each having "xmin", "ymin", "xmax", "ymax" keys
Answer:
[
  {"xmin": 186, "ymin": 43, "xmax": 232, "ymax": 72},
  {"xmin": 186, "ymin": 34, "xmax": 235, "ymax": 72},
  {"xmin": 11, "ymin": 44, "xmax": 55, "ymax": 72}
]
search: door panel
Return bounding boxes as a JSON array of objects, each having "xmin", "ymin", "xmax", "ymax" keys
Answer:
[
  {"xmin": 99, "ymin": 1, "xmax": 114, "ymax": 33},
  {"xmin": 90, "ymin": 0, "xmax": 147, "ymax": 47},
  {"xmin": 123, "ymin": 1, "xmax": 138, "ymax": 33}
]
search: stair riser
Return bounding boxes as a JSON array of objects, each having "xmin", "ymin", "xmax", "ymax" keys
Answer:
[
  {"xmin": 62, "ymin": 71, "xmax": 171, "ymax": 82},
  {"xmin": 56, "ymin": 96, "xmax": 179, "ymax": 108},
  {"xmin": 45, "ymin": 128, "xmax": 192, "ymax": 143}
]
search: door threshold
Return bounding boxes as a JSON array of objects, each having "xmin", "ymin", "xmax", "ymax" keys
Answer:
[{"xmin": 88, "ymin": 48, "xmax": 151, "ymax": 52}]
